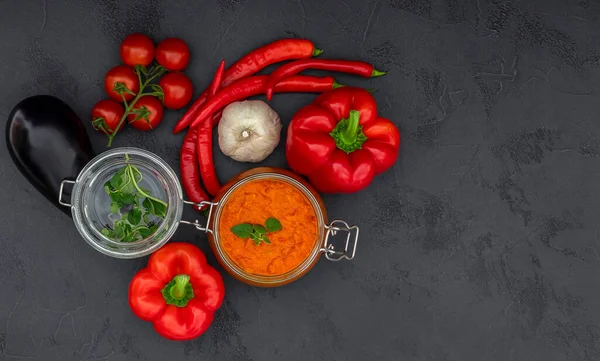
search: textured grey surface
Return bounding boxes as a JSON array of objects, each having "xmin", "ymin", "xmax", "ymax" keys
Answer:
[{"xmin": 1, "ymin": 0, "xmax": 600, "ymax": 360}]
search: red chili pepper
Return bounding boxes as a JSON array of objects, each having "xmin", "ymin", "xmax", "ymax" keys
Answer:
[
  {"xmin": 211, "ymin": 109, "xmax": 223, "ymax": 127},
  {"xmin": 224, "ymin": 39, "xmax": 321, "ymax": 86},
  {"xmin": 128, "ymin": 242, "xmax": 225, "ymax": 341},
  {"xmin": 183, "ymin": 75, "xmax": 342, "ymax": 132},
  {"xmin": 208, "ymin": 60, "xmax": 225, "ymax": 97},
  {"xmin": 174, "ymin": 39, "xmax": 322, "ymax": 132},
  {"xmin": 198, "ymin": 61, "xmax": 226, "ymax": 196},
  {"xmin": 180, "ymin": 62, "xmax": 225, "ymax": 207},
  {"xmin": 265, "ymin": 59, "xmax": 386, "ymax": 100},
  {"xmin": 286, "ymin": 87, "xmax": 401, "ymax": 193},
  {"xmin": 180, "ymin": 129, "xmax": 210, "ymax": 210}
]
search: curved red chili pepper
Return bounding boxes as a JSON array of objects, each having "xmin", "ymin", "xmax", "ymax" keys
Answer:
[
  {"xmin": 224, "ymin": 39, "xmax": 321, "ymax": 86},
  {"xmin": 179, "ymin": 129, "xmax": 210, "ymax": 210},
  {"xmin": 174, "ymin": 39, "xmax": 322, "ymax": 133},
  {"xmin": 265, "ymin": 59, "xmax": 385, "ymax": 100},
  {"xmin": 197, "ymin": 61, "xmax": 226, "ymax": 196},
  {"xmin": 211, "ymin": 109, "xmax": 223, "ymax": 127},
  {"xmin": 197, "ymin": 122, "xmax": 220, "ymax": 196},
  {"xmin": 208, "ymin": 60, "xmax": 225, "ymax": 97},
  {"xmin": 183, "ymin": 75, "xmax": 341, "ymax": 131}
]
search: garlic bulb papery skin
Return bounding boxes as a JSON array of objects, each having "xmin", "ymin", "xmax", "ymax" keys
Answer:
[{"xmin": 218, "ymin": 100, "xmax": 282, "ymax": 163}]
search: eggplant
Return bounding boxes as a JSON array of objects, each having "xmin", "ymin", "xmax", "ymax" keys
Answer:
[{"xmin": 6, "ymin": 95, "xmax": 94, "ymax": 216}]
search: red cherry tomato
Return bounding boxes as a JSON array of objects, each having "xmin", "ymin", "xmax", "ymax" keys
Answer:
[
  {"xmin": 155, "ymin": 38, "xmax": 190, "ymax": 71},
  {"xmin": 128, "ymin": 96, "xmax": 164, "ymax": 131},
  {"xmin": 120, "ymin": 33, "xmax": 155, "ymax": 67},
  {"xmin": 158, "ymin": 72, "xmax": 194, "ymax": 109},
  {"xmin": 104, "ymin": 66, "xmax": 139, "ymax": 102},
  {"xmin": 91, "ymin": 100, "xmax": 125, "ymax": 135}
]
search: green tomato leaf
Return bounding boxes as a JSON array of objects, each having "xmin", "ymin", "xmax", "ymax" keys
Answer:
[
  {"xmin": 130, "ymin": 106, "xmax": 151, "ymax": 123},
  {"xmin": 265, "ymin": 217, "xmax": 282, "ymax": 232},
  {"xmin": 128, "ymin": 207, "xmax": 142, "ymax": 225},
  {"xmin": 253, "ymin": 224, "xmax": 267, "ymax": 235},
  {"xmin": 150, "ymin": 84, "xmax": 165, "ymax": 102},
  {"xmin": 110, "ymin": 202, "xmax": 121, "ymax": 214},
  {"xmin": 134, "ymin": 64, "xmax": 148, "ymax": 76},
  {"xmin": 231, "ymin": 223, "xmax": 253, "ymax": 238}
]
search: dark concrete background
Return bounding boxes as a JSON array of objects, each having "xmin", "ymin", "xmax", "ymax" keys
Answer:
[{"xmin": 1, "ymin": 0, "xmax": 599, "ymax": 360}]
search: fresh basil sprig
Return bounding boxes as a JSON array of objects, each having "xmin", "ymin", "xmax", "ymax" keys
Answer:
[
  {"xmin": 231, "ymin": 217, "xmax": 282, "ymax": 245},
  {"xmin": 101, "ymin": 155, "xmax": 168, "ymax": 242}
]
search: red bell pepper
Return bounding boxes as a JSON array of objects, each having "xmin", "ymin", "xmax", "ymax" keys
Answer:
[
  {"xmin": 286, "ymin": 87, "xmax": 400, "ymax": 193},
  {"xmin": 128, "ymin": 243, "xmax": 225, "ymax": 341}
]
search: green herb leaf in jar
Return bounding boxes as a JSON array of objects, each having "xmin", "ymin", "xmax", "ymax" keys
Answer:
[{"xmin": 101, "ymin": 154, "xmax": 168, "ymax": 242}]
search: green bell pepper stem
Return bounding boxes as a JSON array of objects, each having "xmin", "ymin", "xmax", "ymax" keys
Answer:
[
  {"xmin": 329, "ymin": 109, "xmax": 368, "ymax": 154},
  {"xmin": 340, "ymin": 110, "xmax": 361, "ymax": 145},
  {"xmin": 161, "ymin": 274, "xmax": 195, "ymax": 307},
  {"xmin": 170, "ymin": 274, "xmax": 190, "ymax": 299}
]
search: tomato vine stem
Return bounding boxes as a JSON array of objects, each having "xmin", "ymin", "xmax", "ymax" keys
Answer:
[{"xmin": 106, "ymin": 65, "xmax": 166, "ymax": 147}]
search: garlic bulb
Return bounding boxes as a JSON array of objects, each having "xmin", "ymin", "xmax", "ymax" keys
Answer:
[{"xmin": 218, "ymin": 100, "xmax": 282, "ymax": 163}]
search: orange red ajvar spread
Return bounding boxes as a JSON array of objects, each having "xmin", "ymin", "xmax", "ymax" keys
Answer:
[{"xmin": 218, "ymin": 179, "xmax": 318, "ymax": 276}]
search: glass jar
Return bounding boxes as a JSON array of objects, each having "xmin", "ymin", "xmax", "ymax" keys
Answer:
[
  {"xmin": 58, "ymin": 147, "xmax": 201, "ymax": 259},
  {"xmin": 197, "ymin": 167, "xmax": 359, "ymax": 287}
]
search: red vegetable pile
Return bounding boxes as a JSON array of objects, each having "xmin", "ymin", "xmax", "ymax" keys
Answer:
[
  {"xmin": 91, "ymin": 34, "xmax": 195, "ymax": 146},
  {"xmin": 90, "ymin": 36, "xmax": 401, "ymax": 342},
  {"xmin": 176, "ymin": 38, "xmax": 394, "ymax": 206}
]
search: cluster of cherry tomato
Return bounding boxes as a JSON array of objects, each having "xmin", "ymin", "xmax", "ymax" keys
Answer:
[{"xmin": 91, "ymin": 34, "xmax": 194, "ymax": 145}]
